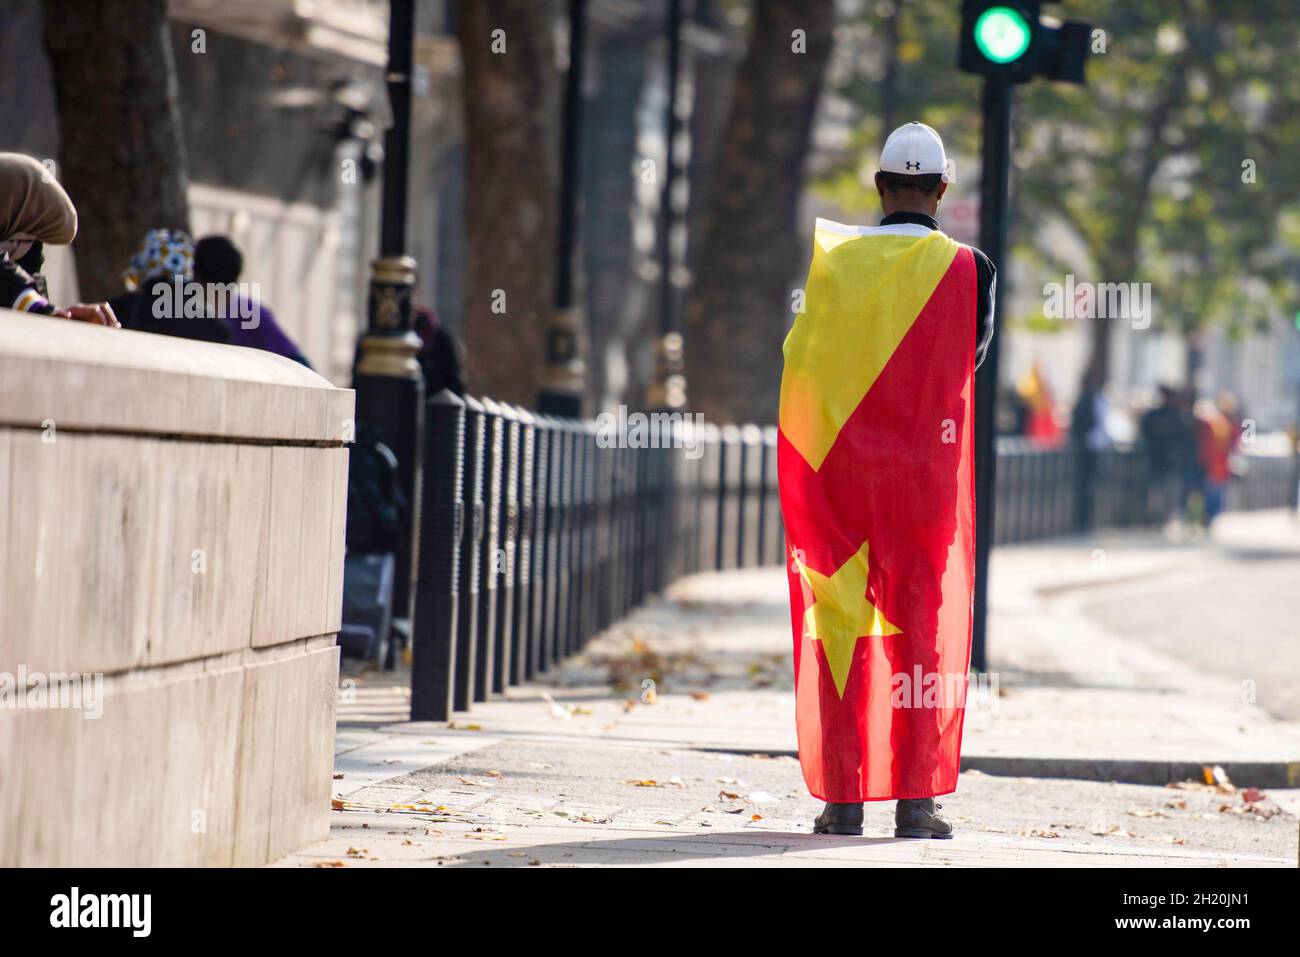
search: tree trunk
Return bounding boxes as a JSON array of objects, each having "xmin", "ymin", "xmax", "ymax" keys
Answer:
[
  {"xmin": 43, "ymin": 0, "xmax": 190, "ymax": 303},
  {"xmin": 683, "ymin": 0, "xmax": 834, "ymax": 424},
  {"xmin": 455, "ymin": 0, "xmax": 558, "ymax": 405}
]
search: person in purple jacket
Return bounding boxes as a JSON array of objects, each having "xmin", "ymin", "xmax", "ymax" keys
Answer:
[{"xmin": 193, "ymin": 234, "xmax": 311, "ymax": 367}]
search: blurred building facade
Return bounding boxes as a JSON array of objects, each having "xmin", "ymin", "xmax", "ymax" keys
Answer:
[
  {"xmin": 1, "ymin": 0, "xmax": 746, "ymax": 409},
  {"xmin": 0, "ymin": 0, "xmax": 459, "ymax": 385}
]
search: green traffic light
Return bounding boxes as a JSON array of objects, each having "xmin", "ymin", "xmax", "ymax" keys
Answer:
[{"xmin": 974, "ymin": 6, "xmax": 1032, "ymax": 64}]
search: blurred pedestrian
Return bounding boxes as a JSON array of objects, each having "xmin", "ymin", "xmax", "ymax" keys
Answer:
[
  {"xmin": 193, "ymin": 234, "xmax": 310, "ymax": 366},
  {"xmin": 1069, "ymin": 366, "xmax": 1110, "ymax": 532},
  {"xmin": 1176, "ymin": 386, "xmax": 1204, "ymax": 530},
  {"xmin": 350, "ymin": 291, "xmax": 466, "ymax": 395},
  {"xmin": 1196, "ymin": 391, "xmax": 1241, "ymax": 528},
  {"xmin": 0, "ymin": 152, "xmax": 118, "ymax": 326},
  {"xmin": 1139, "ymin": 384, "xmax": 1186, "ymax": 525},
  {"xmin": 413, "ymin": 301, "xmax": 465, "ymax": 396},
  {"xmin": 1017, "ymin": 361, "xmax": 1061, "ymax": 445},
  {"xmin": 109, "ymin": 229, "xmax": 230, "ymax": 343}
]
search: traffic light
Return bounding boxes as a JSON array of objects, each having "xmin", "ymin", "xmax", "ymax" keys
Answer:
[{"xmin": 959, "ymin": 1, "xmax": 1091, "ymax": 85}]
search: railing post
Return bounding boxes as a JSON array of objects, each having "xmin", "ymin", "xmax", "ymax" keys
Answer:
[
  {"xmin": 592, "ymin": 419, "xmax": 613, "ymax": 633},
  {"xmin": 738, "ymin": 424, "xmax": 763, "ymax": 568},
  {"xmin": 552, "ymin": 420, "xmax": 573, "ymax": 663},
  {"xmin": 544, "ymin": 414, "xmax": 565, "ymax": 670},
  {"xmin": 474, "ymin": 398, "xmax": 503, "ymax": 701},
  {"xmin": 512, "ymin": 405, "xmax": 535, "ymax": 685},
  {"xmin": 717, "ymin": 424, "xmax": 741, "ymax": 570},
  {"xmin": 611, "ymin": 442, "xmax": 631, "ymax": 621},
  {"xmin": 759, "ymin": 425, "xmax": 780, "ymax": 565},
  {"xmin": 697, "ymin": 423, "xmax": 720, "ymax": 572},
  {"xmin": 531, "ymin": 417, "xmax": 555, "ymax": 675},
  {"xmin": 494, "ymin": 403, "xmax": 520, "ymax": 693},
  {"xmin": 453, "ymin": 395, "xmax": 485, "ymax": 712},
  {"xmin": 411, "ymin": 389, "xmax": 463, "ymax": 721},
  {"xmin": 578, "ymin": 419, "xmax": 599, "ymax": 648}
]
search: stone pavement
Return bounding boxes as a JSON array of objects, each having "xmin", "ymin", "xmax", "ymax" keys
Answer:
[{"xmin": 280, "ymin": 511, "xmax": 1300, "ymax": 867}]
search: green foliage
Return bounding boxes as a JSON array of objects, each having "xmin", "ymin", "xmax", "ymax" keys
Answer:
[{"xmin": 815, "ymin": 0, "xmax": 1300, "ymax": 364}]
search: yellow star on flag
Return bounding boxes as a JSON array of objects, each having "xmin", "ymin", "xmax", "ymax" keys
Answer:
[{"xmin": 793, "ymin": 539, "xmax": 901, "ymax": 698}]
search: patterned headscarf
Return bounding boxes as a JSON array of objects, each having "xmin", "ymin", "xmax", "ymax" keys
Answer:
[
  {"xmin": 122, "ymin": 228, "xmax": 194, "ymax": 292},
  {"xmin": 0, "ymin": 152, "xmax": 78, "ymax": 259}
]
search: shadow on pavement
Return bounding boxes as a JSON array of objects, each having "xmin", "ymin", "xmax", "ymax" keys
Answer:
[{"xmin": 438, "ymin": 831, "xmax": 915, "ymax": 867}]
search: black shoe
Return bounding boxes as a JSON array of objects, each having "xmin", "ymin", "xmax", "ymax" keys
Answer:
[
  {"xmin": 813, "ymin": 801, "xmax": 864, "ymax": 836},
  {"xmin": 894, "ymin": 798, "xmax": 953, "ymax": 839}
]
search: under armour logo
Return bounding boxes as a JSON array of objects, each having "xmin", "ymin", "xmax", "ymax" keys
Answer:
[{"xmin": 905, "ymin": 161, "xmax": 921, "ymax": 170}]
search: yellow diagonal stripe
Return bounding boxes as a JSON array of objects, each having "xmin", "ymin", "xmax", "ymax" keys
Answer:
[{"xmin": 779, "ymin": 226, "xmax": 959, "ymax": 471}]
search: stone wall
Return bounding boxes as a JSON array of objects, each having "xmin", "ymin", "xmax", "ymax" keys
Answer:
[{"xmin": 0, "ymin": 311, "xmax": 352, "ymax": 866}]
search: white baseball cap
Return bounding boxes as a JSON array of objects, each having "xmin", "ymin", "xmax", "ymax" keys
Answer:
[{"xmin": 879, "ymin": 122, "xmax": 955, "ymax": 183}]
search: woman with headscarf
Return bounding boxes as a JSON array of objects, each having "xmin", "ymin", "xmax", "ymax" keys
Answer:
[
  {"xmin": 0, "ymin": 151, "xmax": 118, "ymax": 326},
  {"xmin": 108, "ymin": 228, "xmax": 231, "ymax": 343}
]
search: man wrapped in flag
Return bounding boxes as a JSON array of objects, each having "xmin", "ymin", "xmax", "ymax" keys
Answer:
[{"xmin": 779, "ymin": 123, "xmax": 995, "ymax": 838}]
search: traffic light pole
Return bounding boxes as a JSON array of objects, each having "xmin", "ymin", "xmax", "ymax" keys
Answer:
[{"xmin": 971, "ymin": 75, "xmax": 1013, "ymax": 674}]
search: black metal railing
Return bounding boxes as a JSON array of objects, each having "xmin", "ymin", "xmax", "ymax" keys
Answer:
[
  {"xmin": 410, "ymin": 393, "xmax": 1298, "ymax": 718},
  {"xmin": 410, "ymin": 395, "xmax": 785, "ymax": 719},
  {"xmin": 993, "ymin": 436, "xmax": 1297, "ymax": 545}
]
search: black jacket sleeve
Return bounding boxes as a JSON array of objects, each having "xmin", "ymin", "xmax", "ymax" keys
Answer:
[{"xmin": 971, "ymin": 247, "xmax": 996, "ymax": 370}]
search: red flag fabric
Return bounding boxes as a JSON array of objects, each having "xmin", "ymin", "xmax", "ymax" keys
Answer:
[{"xmin": 778, "ymin": 219, "xmax": 977, "ymax": 802}]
